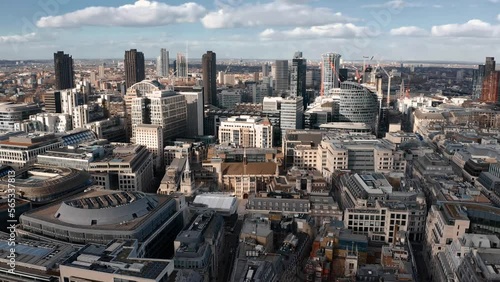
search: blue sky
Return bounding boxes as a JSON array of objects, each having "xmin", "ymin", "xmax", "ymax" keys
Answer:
[{"xmin": 0, "ymin": 0, "xmax": 499, "ymax": 61}]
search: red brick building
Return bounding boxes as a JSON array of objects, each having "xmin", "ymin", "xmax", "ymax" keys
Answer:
[{"xmin": 481, "ymin": 71, "xmax": 500, "ymax": 104}]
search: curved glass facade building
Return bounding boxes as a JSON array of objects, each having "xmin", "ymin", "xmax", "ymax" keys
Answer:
[{"xmin": 332, "ymin": 82, "xmax": 379, "ymax": 128}]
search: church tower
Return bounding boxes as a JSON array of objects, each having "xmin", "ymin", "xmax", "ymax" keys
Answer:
[{"xmin": 180, "ymin": 158, "xmax": 195, "ymax": 195}]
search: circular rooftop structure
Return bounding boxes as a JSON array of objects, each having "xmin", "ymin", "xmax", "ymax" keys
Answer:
[
  {"xmin": 55, "ymin": 191, "xmax": 159, "ymax": 226},
  {"xmin": 0, "ymin": 165, "xmax": 91, "ymax": 204}
]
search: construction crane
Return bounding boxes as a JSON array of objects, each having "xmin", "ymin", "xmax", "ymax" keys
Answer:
[
  {"xmin": 375, "ymin": 60, "xmax": 392, "ymax": 108},
  {"xmin": 166, "ymin": 70, "xmax": 178, "ymax": 90}
]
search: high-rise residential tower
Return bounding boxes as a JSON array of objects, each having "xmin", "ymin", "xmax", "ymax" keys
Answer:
[
  {"xmin": 481, "ymin": 57, "xmax": 499, "ymax": 104},
  {"xmin": 176, "ymin": 53, "xmax": 187, "ymax": 77},
  {"xmin": 202, "ymin": 51, "xmax": 217, "ymax": 106},
  {"xmin": 485, "ymin": 57, "xmax": 496, "ymax": 77},
  {"xmin": 124, "ymin": 49, "xmax": 145, "ymax": 88},
  {"xmin": 157, "ymin": 48, "xmax": 169, "ymax": 77},
  {"xmin": 53, "ymin": 51, "xmax": 74, "ymax": 90},
  {"xmin": 290, "ymin": 52, "xmax": 307, "ymax": 108},
  {"xmin": 321, "ymin": 53, "xmax": 341, "ymax": 95},
  {"xmin": 275, "ymin": 60, "xmax": 289, "ymax": 94},
  {"xmin": 262, "ymin": 63, "xmax": 270, "ymax": 77},
  {"xmin": 472, "ymin": 65, "xmax": 486, "ymax": 100},
  {"xmin": 98, "ymin": 64, "xmax": 105, "ymax": 79}
]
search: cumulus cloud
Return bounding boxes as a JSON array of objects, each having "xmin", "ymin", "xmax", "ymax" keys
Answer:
[
  {"xmin": 390, "ymin": 26, "xmax": 428, "ymax": 36},
  {"xmin": 431, "ymin": 19, "xmax": 500, "ymax": 37},
  {"xmin": 36, "ymin": 1, "xmax": 206, "ymax": 28},
  {"xmin": 202, "ymin": 0, "xmax": 355, "ymax": 29},
  {"xmin": 259, "ymin": 23, "xmax": 370, "ymax": 40},
  {"xmin": 362, "ymin": 0, "xmax": 423, "ymax": 9},
  {"xmin": 0, "ymin": 33, "xmax": 37, "ymax": 44}
]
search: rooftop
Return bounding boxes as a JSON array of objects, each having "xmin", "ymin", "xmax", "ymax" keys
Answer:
[
  {"xmin": 62, "ymin": 239, "xmax": 172, "ymax": 280},
  {"xmin": 21, "ymin": 190, "xmax": 172, "ymax": 231},
  {"xmin": 192, "ymin": 194, "xmax": 238, "ymax": 214},
  {"xmin": 0, "ymin": 231, "xmax": 75, "ymax": 272},
  {"xmin": 221, "ymin": 162, "xmax": 277, "ymax": 176}
]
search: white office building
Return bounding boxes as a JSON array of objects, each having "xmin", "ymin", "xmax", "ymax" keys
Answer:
[
  {"xmin": 131, "ymin": 90, "xmax": 187, "ymax": 144},
  {"xmin": 218, "ymin": 115, "xmax": 273, "ymax": 148},
  {"xmin": 134, "ymin": 124, "xmax": 164, "ymax": 172},
  {"xmin": 0, "ymin": 102, "xmax": 42, "ymax": 132},
  {"xmin": 280, "ymin": 96, "xmax": 304, "ymax": 138}
]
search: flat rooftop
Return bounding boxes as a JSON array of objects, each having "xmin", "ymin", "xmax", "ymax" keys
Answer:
[
  {"xmin": 62, "ymin": 240, "xmax": 172, "ymax": 280},
  {"xmin": 0, "ymin": 231, "xmax": 75, "ymax": 271}
]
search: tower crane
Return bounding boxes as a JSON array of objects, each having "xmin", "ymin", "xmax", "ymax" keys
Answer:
[
  {"xmin": 375, "ymin": 60, "xmax": 392, "ymax": 108},
  {"xmin": 166, "ymin": 70, "xmax": 178, "ymax": 90}
]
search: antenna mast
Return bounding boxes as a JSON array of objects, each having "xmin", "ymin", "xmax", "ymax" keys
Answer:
[{"xmin": 186, "ymin": 41, "xmax": 189, "ymax": 77}]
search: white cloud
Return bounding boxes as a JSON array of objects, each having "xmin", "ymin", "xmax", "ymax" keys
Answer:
[
  {"xmin": 0, "ymin": 33, "xmax": 37, "ymax": 44},
  {"xmin": 431, "ymin": 19, "xmax": 500, "ymax": 37},
  {"xmin": 362, "ymin": 0, "xmax": 423, "ymax": 9},
  {"xmin": 390, "ymin": 26, "xmax": 428, "ymax": 36},
  {"xmin": 202, "ymin": 0, "xmax": 355, "ymax": 29},
  {"xmin": 36, "ymin": 1, "xmax": 206, "ymax": 28},
  {"xmin": 498, "ymin": 14, "xmax": 500, "ymax": 20},
  {"xmin": 259, "ymin": 23, "xmax": 370, "ymax": 40}
]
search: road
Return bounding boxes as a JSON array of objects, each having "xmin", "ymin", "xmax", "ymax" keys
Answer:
[{"xmin": 218, "ymin": 219, "xmax": 243, "ymax": 282}]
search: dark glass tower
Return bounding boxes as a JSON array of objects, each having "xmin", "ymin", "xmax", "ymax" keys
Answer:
[
  {"xmin": 291, "ymin": 52, "xmax": 307, "ymax": 109},
  {"xmin": 124, "ymin": 49, "xmax": 145, "ymax": 89},
  {"xmin": 202, "ymin": 51, "xmax": 217, "ymax": 106},
  {"xmin": 53, "ymin": 51, "xmax": 74, "ymax": 90}
]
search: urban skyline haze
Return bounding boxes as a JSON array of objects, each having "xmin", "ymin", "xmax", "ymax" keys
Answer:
[{"xmin": 0, "ymin": 0, "xmax": 499, "ymax": 61}]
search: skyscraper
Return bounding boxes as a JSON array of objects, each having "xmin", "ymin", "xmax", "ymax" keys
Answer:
[
  {"xmin": 290, "ymin": 52, "xmax": 307, "ymax": 108},
  {"xmin": 280, "ymin": 96, "xmax": 304, "ymax": 138},
  {"xmin": 275, "ymin": 60, "xmax": 289, "ymax": 94},
  {"xmin": 98, "ymin": 64, "xmax": 105, "ymax": 79},
  {"xmin": 202, "ymin": 51, "xmax": 217, "ymax": 106},
  {"xmin": 481, "ymin": 57, "xmax": 499, "ymax": 104},
  {"xmin": 157, "ymin": 48, "xmax": 169, "ymax": 77},
  {"xmin": 124, "ymin": 49, "xmax": 145, "ymax": 88},
  {"xmin": 262, "ymin": 63, "xmax": 270, "ymax": 77},
  {"xmin": 53, "ymin": 51, "xmax": 74, "ymax": 90},
  {"xmin": 321, "ymin": 53, "xmax": 341, "ymax": 95},
  {"xmin": 176, "ymin": 53, "xmax": 187, "ymax": 77},
  {"xmin": 481, "ymin": 72, "xmax": 500, "ymax": 104},
  {"xmin": 485, "ymin": 57, "xmax": 496, "ymax": 77},
  {"xmin": 472, "ymin": 65, "xmax": 485, "ymax": 100}
]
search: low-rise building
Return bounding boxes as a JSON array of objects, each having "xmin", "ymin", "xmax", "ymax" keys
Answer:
[
  {"xmin": 218, "ymin": 115, "xmax": 273, "ymax": 148},
  {"xmin": 59, "ymin": 239, "xmax": 175, "ymax": 282},
  {"xmin": 0, "ymin": 232, "xmax": 76, "ymax": 281},
  {"xmin": 208, "ymin": 160, "xmax": 278, "ymax": 198},
  {"xmin": 37, "ymin": 145, "xmax": 106, "ymax": 171},
  {"xmin": 173, "ymin": 211, "xmax": 224, "ymax": 281},
  {"xmin": 425, "ymin": 204, "xmax": 471, "ymax": 257},
  {"xmin": 344, "ymin": 200, "xmax": 425, "ymax": 244},
  {"xmin": 89, "ymin": 144, "xmax": 154, "ymax": 192},
  {"xmin": 0, "ymin": 164, "xmax": 92, "ymax": 205},
  {"xmin": 18, "ymin": 190, "xmax": 185, "ymax": 258}
]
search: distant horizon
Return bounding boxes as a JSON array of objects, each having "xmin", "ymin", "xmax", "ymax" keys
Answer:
[{"xmin": 0, "ymin": 57, "xmax": 485, "ymax": 66}]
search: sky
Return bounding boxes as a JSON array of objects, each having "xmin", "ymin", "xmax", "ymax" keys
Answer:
[{"xmin": 0, "ymin": 0, "xmax": 499, "ymax": 61}]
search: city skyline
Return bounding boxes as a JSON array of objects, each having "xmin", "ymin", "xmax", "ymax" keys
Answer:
[{"xmin": 0, "ymin": 0, "xmax": 498, "ymax": 61}]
